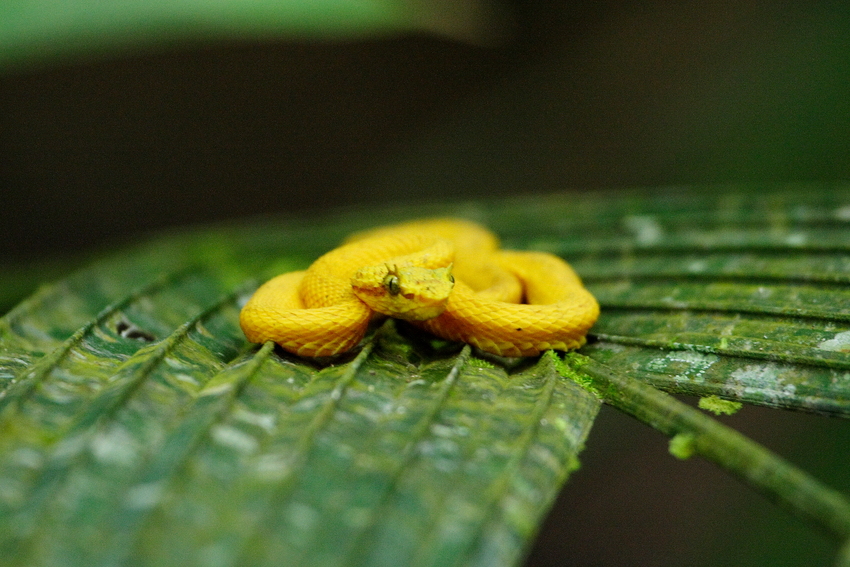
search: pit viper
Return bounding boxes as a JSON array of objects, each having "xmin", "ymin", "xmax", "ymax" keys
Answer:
[{"xmin": 239, "ymin": 218, "xmax": 599, "ymax": 357}]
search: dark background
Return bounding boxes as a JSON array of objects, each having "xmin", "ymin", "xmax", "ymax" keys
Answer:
[
  {"xmin": 3, "ymin": 1, "xmax": 850, "ymax": 260},
  {"xmin": 2, "ymin": 1, "xmax": 850, "ymax": 565}
]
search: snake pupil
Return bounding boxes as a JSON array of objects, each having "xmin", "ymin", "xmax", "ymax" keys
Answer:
[{"xmin": 385, "ymin": 274, "xmax": 401, "ymax": 295}]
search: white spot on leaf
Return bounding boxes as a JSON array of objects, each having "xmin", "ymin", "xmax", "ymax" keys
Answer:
[
  {"xmin": 834, "ymin": 204, "xmax": 850, "ymax": 221},
  {"xmin": 623, "ymin": 215, "xmax": 664, "ymax": 245},
  {"xmin": 211, "ymin": 425, "xmax": 259, "ymax": 453},
  {"xmin": 784, "ymin": 233, "xmax": 807, "ymax": 246},
  {"xmin": 126, "ymin": 482, "xmax": 165, "ymax": 509},
  {"xmin": 90, "ymin": 425, "xmax": 138, "ymax": 466},
  {"xmin": 818, "ymin": 331, "xmax": 850, "ymax": 353},
  {"xmin": 645, "ymin": 351, "xmax": 719, "ymax": 383},
  {"xmin": 687, "ymin": 260, "xmax": 707, "ymax": 273}
]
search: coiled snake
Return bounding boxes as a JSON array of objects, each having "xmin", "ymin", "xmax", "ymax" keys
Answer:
[{"xmin": 240, "ymin": 218, "xmax": 599, "ymax": 357}]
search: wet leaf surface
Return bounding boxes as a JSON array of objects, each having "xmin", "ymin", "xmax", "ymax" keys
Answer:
[{"xmin": 2, "ymin": 184, "xmax": 850, "ymax": 565}]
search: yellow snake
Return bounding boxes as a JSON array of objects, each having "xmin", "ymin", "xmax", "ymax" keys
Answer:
[{"xmin": 239, "ymin": 218, "xmax": 599, "ymax": 357}]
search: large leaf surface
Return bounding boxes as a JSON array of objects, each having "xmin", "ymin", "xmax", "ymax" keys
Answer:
[
  {"xmin": 461, "ymin": 186, "xmax": 850, "ymax": 416},
  {"xmin": 0, "ymin": 210, "xmax": 598, "ymax": 567},
  {"xmin": 2, "ymin": 184, "xmax": 850, "ymax": 566}
]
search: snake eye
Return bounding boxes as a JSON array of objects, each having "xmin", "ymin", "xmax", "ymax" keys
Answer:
[
  {"xmin": 449, "ymin": 274, "xmax": 455, "ymax": 283},
  {"xmin": 384, "ymin": 274, "xmax": 401, "ymax": 296}
]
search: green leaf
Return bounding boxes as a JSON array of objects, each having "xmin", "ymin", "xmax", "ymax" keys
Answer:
[
  {"xmin": 482, "ymin": 187, "xmax": 850, "ymax": 416},
  {"xmin": 567, "ymin": 353, "xmax": 850, "ymax": 544},
  {"xmin": 0, "ymin": 0, "xmax": 500, "ymax": 69},
  {"xmin": 3, "ymin": 184, "xmax": 850, "ymax": 565},
  {"xmin": 0, "ymin": 214, "xmax": 599, "ymax": 566}
]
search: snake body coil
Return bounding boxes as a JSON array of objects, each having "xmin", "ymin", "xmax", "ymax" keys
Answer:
[{"xmin": 240, "ymin": 218, "xmax": 599, "ymax": 357}]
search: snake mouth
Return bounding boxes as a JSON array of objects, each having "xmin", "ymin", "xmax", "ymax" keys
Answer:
[{"xmin": 393, "ymin": 295, "xmax": 450, "ymax": 321}]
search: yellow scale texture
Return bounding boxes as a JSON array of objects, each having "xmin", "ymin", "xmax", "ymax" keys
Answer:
[{"xmin": 240, "ymin": 219, "xmax": 599, "ymax": 357}]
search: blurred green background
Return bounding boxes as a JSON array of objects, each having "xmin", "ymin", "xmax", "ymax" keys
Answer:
[
  {"xmin": 3, "ymin": 1, "xmax": 850, "ymax": 261},
  {"xmin": 2, "ymin": 1, "xmax": 850, "ymax": 565}
]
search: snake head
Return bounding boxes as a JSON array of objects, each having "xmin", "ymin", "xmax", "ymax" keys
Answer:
[{"xmin": 351, "ymin": 263, "xmax": 455, "ymax": 321}]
